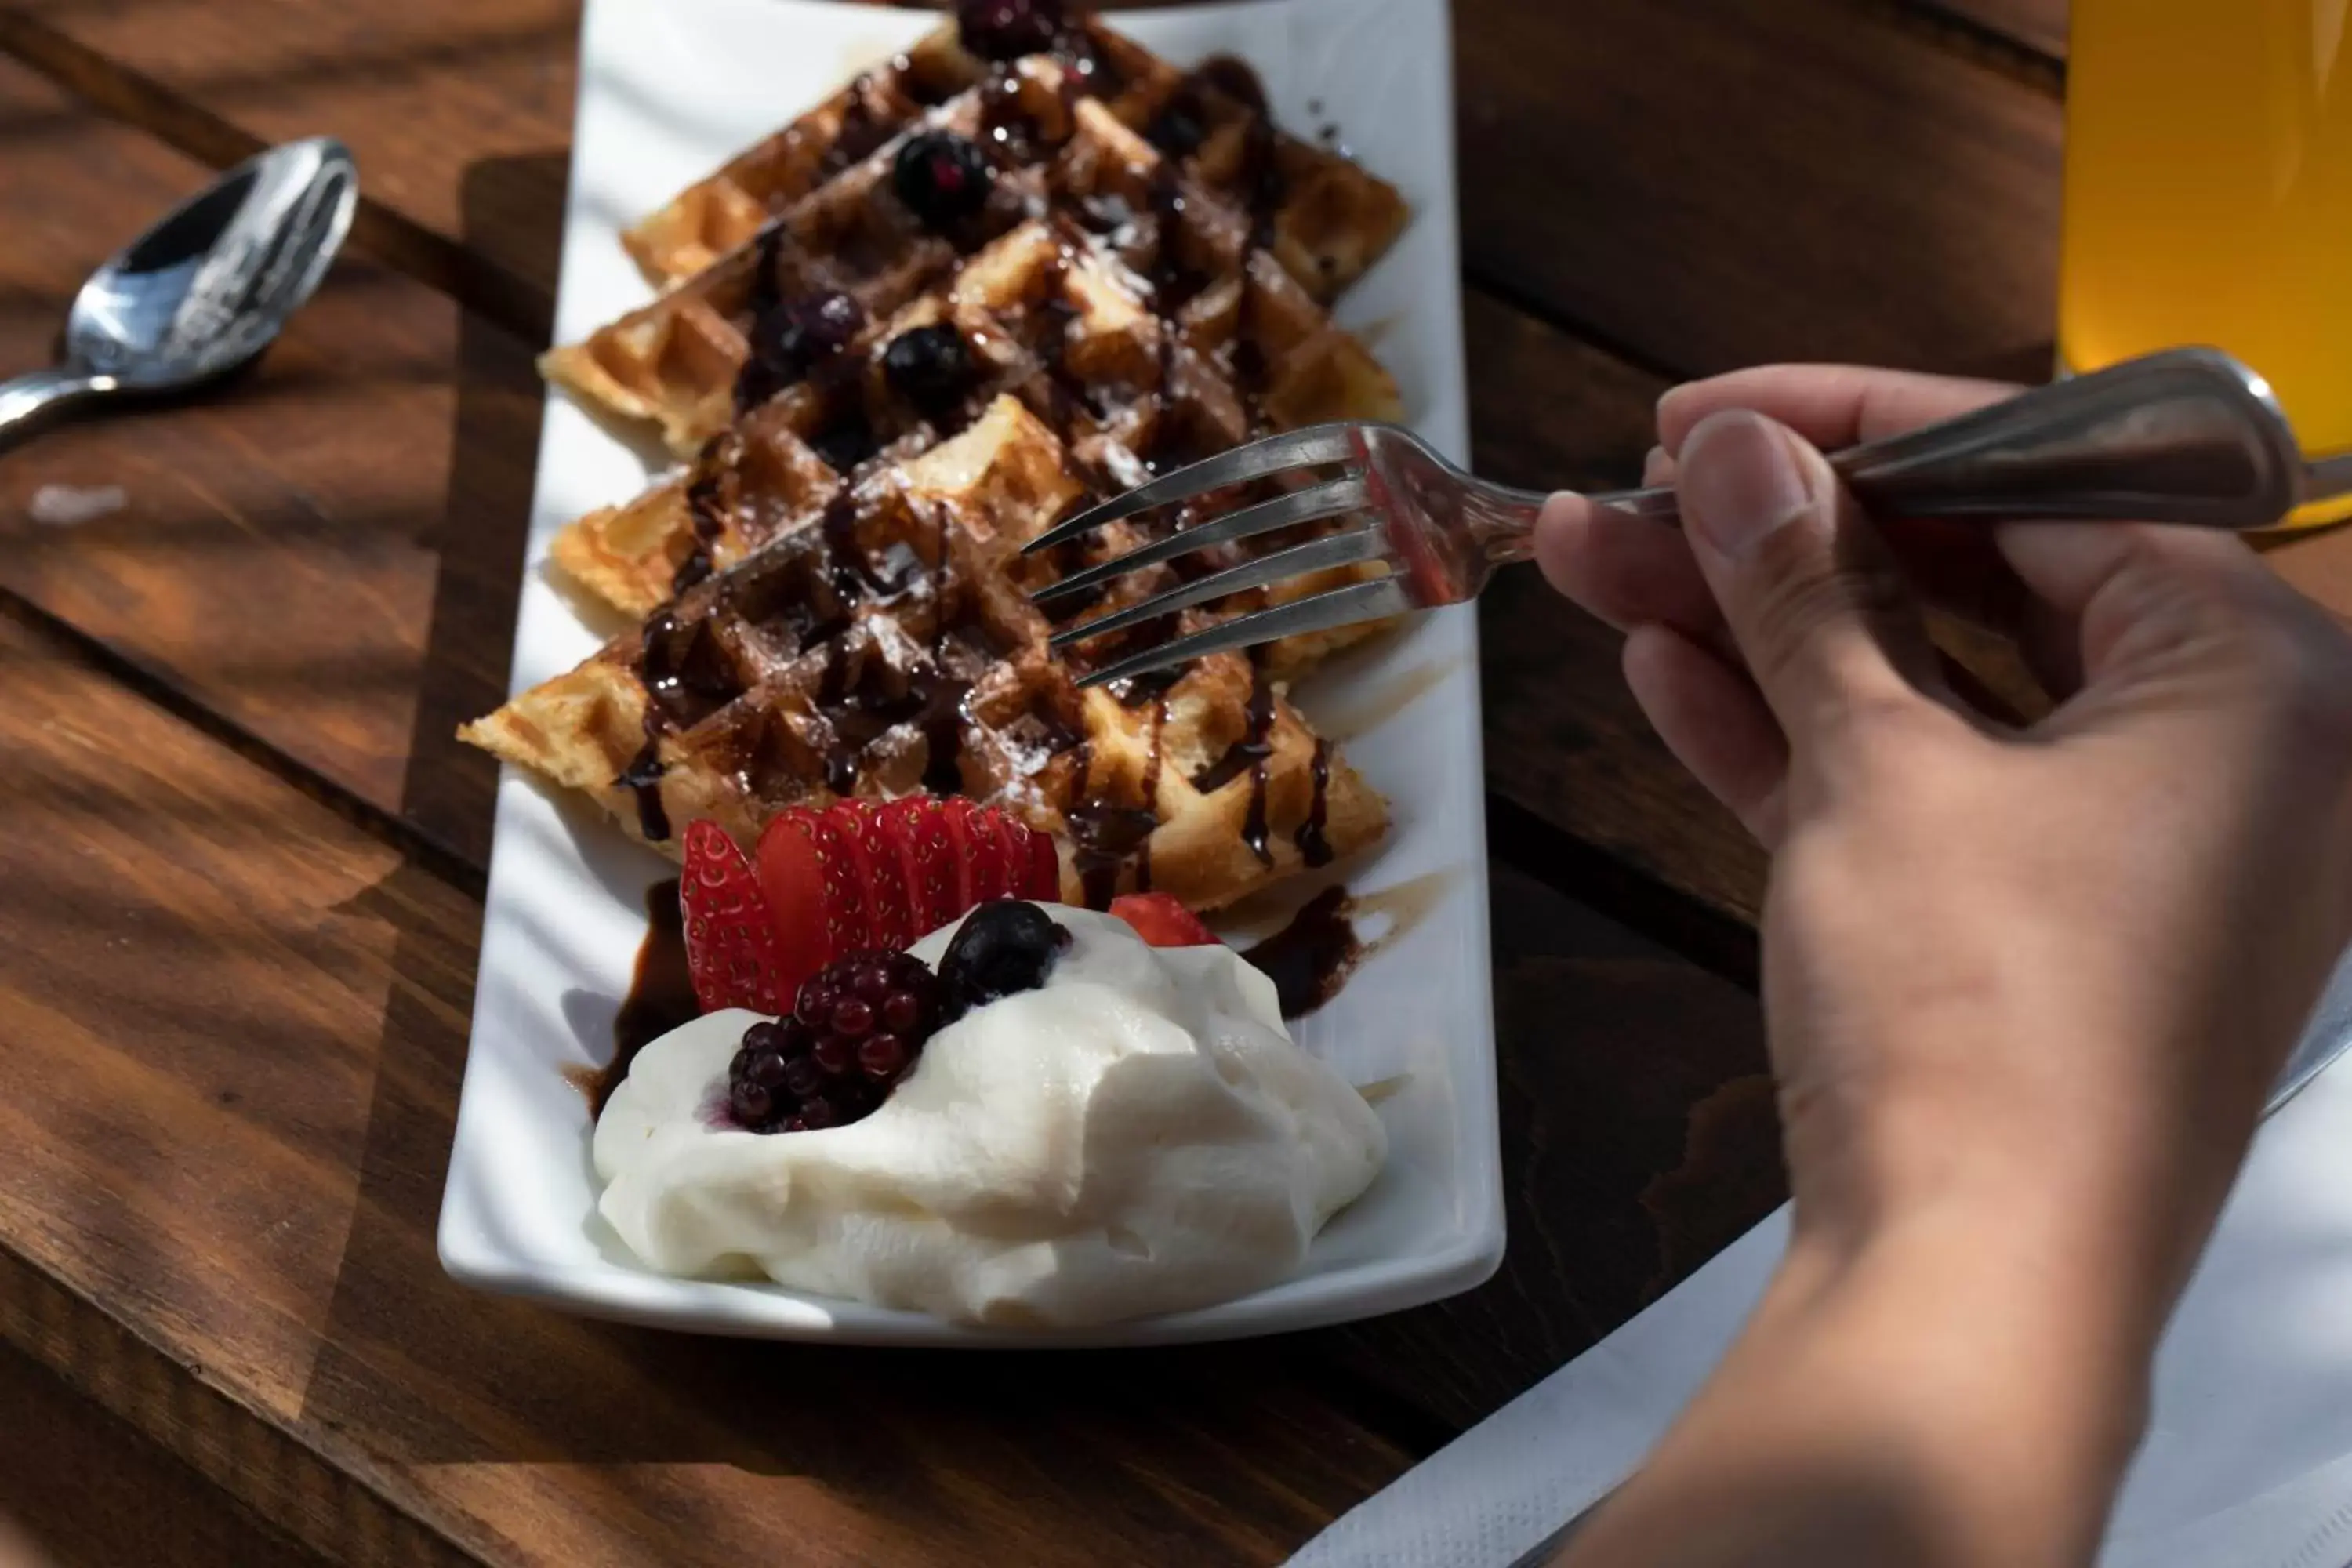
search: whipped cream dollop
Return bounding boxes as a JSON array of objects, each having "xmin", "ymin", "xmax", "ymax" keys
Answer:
[{"xmin": 593, "ymin": 906, "xmax": 1388, "ymax": 1327}]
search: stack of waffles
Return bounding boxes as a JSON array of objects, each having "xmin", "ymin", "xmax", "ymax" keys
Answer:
[{"xmin": 463, "ymin": 7, "xmax": 1416, "ymax": 912}]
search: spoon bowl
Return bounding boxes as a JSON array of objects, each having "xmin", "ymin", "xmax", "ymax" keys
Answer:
[{"xmin": 0, "ymin": 136, "xmax": 358, "ymax": 446}]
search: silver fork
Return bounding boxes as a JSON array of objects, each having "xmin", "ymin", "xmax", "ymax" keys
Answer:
[{"xmin": 1025, "ymin": 346, "xmax": 2342, "ymax": 690}]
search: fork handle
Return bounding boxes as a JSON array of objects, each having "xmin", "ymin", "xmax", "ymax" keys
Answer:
[{"xmin": 1584, "ymin": 347, "xmax": 2309, "ymax": 532}]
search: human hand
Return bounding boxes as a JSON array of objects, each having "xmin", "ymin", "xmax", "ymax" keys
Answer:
[
  {"xmin": 1539, "ymin": 365, "xmax": 2352, "ymax": 1297},
  {"xmin": 1539, "ymin": 367, "xmax": 2352, "ymax": 1565}
]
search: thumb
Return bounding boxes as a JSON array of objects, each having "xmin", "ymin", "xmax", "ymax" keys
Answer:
[{"xmin": 1675, "ymin": 408, "xmax": 1941, "ymax": 747}]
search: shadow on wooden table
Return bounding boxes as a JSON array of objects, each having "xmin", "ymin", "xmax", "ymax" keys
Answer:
[{"xmin": 385, "ymin": 152, "xmax": 565, "ymax": 877}]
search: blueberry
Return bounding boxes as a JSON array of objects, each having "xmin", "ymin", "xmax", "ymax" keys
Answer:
[
  {"xmin": 958, "ymin": 0, "xmax": 1064, "ymax": 60},
  {"xmin": 882, "ymin": 324, "xmax": 975, "ymax": 417},
  {"xmin": 939, "ymin": 899, "xmax": 1067, "ymax": 1018},
  {"xmin": 893, "ymin": 132, "xmax": 993, "ymax": 230},
  {"xmin": 735, "ymin": 291, "xmax": 865, "ymax": 413}
]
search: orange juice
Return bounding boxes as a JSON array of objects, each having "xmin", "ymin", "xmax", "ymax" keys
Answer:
[{"xmin": 2060, "ymin": 0, "xmax": 2352, "ymax": 525}]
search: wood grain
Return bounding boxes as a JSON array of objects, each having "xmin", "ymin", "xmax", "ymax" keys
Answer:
[
  {"xmin": 0, "ymin": 1338, "xmax": 331, "ymax": 1568},
  {"xmin": 1331, "ymin": 865, "xmax": 1782, "ymax": 1430},
  {"xmin": 1912, "ymin": 0, "xmax": 2070, "ymax": 60},
  {"xmin": 0, "ymin": 0, "xmax": 578, "ymax": 338},
  {"xmin": 0, "ymin": 56, "xmax": 535, "ymax": 871},
  {"xmin": 0, "ymin": 606, "xmax": 1425, "ymax": 1567},
  {"xmin": 1455, "ymin": 0, "xmax": 2065, "ymax": 383},
  {"xmin": 1458, "ymin": 298, "xmax": 1771, "ymax": 927}
]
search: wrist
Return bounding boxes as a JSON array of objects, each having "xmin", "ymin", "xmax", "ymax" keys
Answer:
[
  {"xmin": 1567, "ymin": 1201, "xmax": 2158, "ymax": 1568},
  {"xmin": 1769, "ymin": 1194, "xmax": 2160, "ymax": 1538},
  {"xmin": 1786, "ymin": 1054, "xmax": 2255, "ymax": 1328}
]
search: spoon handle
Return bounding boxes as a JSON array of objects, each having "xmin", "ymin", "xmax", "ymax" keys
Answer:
[{"xmin": 0, "ymin": 369, "xmax": 109, "ymax": 452}]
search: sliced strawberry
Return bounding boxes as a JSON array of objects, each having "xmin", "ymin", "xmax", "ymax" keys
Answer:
[
  {"xmin": 871, "ymin": 798, "xmax": 930, "ymax": 931},
  {"xmin": 880, "ymin": 797, "xmax": 960, "ymax": 931},
  {"xmin": 946, "ymin": 797, "xmax": 1010, "ymax": 906},
  {"xmin": 680, "ymin": 821, "xmax": 791, "ymax": 1014},
  {"xmin": 754, "ymin": 810, "xmax": 857, "ymax": 993},
  {"xmin": 985, "ymin": 811, "xmax": 1032, "ymax": 900},
  {"xmin": 1012, "ymin": 820, "xmax": 1062, "ymax": 901},
  {"xmin": 826, "ymin": 800, "xmax": 915, "ymax": 951},
  {"xmin": 1109, "ymin": 891, "xmax": 1221, "ymax": 949}
]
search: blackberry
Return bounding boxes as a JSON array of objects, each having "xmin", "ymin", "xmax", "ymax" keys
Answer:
[
  {"xmin": 892, "ymin": 131, "xmax": 993, "ymax": 230},
  {"xmin": 881, "ymin": 324, "xmax": 975, "ymax": 417},
  {"xmin": 727, "ymin": 950, "xmax": 945, "ymax": 1134}
]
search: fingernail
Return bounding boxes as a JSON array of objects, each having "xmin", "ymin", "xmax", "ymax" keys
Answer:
[
  {"xmin": 1677, "ymin": 410, "xmax": 1817, "ymax": 561},
  {"xmin": 1641, "ymin": 445, "xmax": 1672, "ymax": 486}
]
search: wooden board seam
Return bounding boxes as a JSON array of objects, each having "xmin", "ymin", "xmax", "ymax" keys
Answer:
[
  {"xmin": 0, "ymin": 11, "xmax": 556, "ymax": 347},
  {"xmin": 1464, "ymin": 264, "xmax": 1690, "ymax": 388},
  {"xmin": 0, "ymin": 1236, "xmax": 490, "ymax": 1568},
  {"xmin": 0, "ymin": 590, "xmax": 490, "ymax": 902},
  {"xmin": 1486, "ymin": 793, "xmax": 1761, "ymax": 991},
  {"xmin": 1868, "ymin": 0, "xmax": 2065, "ymax": 96}
]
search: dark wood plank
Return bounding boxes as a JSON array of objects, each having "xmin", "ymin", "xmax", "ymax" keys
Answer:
[
  {"xmin": 0, "ymin": 0, "xmax": 579, "ymax": 339},
  {"xmin": 1332, "ymin": 864, "xmax": 1783, "ymax": 1429},
  {"xmin": 0, "ymin": 55, "xmax": 534, "ymax": 871},
  {"xmin": 1910, "ymin": 0, "xmax": 2070, "ymax": 60},
  {"xmin": 1461, "ymin": 296, "xmax": 1770, "ymax": 927},
  {"xmin": 0, "ymin": 605, "xmax": 1421, "ymax": 1568},
  {"xmin": 0, "ymin": 1338, "xmax": 332, "ymax": 1568},
  {"xmin": 1455, "ymin": 0, "xmax": 2065, "ymax": 382}
]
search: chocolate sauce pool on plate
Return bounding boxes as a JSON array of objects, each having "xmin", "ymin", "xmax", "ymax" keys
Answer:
[
  {"xmin": 570, "ymin": 877, "xmax": 695, "ymax": 1117},
  {"xmin": 1242, "ymin": 887, "xmax": 1362, "ymax": 1020}
]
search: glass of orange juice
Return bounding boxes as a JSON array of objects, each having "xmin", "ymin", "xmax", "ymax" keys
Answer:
[{"xmin": 2060, "ymin": 0, "xmax": 2352, "ymax": 527}]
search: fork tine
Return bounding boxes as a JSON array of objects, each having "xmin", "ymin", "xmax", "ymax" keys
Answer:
[
  {"xmin": 1030, "ymin": 473, "xmax": 1373, "ymax": 608},
  {"xmin": 1021, "ymin": 424, "xmax": 1361, "ymax": 556},
  {"xmin": 1074, "ymin": 577, "xmax": 1416, "ymax": 690},
  {"xmin": 1050, "ymin": 526, "xmax": 1390, "ymax": 648}
]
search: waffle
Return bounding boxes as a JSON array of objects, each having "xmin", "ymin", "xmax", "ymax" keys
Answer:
[
  {"xmin": 546, "ymin": 44, "xmax": 1409, "ymax": 458},
  {"xmin": 472, "ymin": 12, "xmax": 1409, "ymax": 913},
  {"xmin": 551, "ymin": 166, "xmax": 1403, "ymax": 640},
  {"xmin": 464, "ymin": 395, "xmax": 1388, "ymax": 911},
  {"xmin": 619, "ymin": 19, "xmax": 1408, "ymax": 308}
]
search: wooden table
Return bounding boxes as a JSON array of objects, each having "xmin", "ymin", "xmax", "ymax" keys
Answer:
[{"xmin": 2, "ymin": 1, "xmax": 2348, "ymax": 1563}]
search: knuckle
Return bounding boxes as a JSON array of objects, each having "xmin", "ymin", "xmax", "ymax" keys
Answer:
[{"xmin": 1740, "ymin": 540, "xmax": 1909, "ymax": 670}]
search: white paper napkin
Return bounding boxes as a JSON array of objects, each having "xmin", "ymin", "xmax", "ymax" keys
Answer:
[{"xmin": 1292, "ymin": 953, "xmax": 2352, "ymax": 1568}]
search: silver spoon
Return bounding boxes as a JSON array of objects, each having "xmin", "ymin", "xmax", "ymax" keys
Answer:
[{"xmin": 0, "ymin": 136, "xmax": 358, "ymax": 450}]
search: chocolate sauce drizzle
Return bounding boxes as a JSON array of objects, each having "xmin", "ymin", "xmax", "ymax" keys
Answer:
[
  {"xmin": 673, "ymin": 438, "xmax": 735, "ymax": 594},
  {"xmin": 1192, "ymin": 666, "xmax": 1279, "ymax": 866},
  {"xmin": 1297, "ymin": 739, "xmax": 1334, "ymax": 869},
  {"xmin": 582, "ymin": 878, "xmax": 695, "ymax": 1116}
]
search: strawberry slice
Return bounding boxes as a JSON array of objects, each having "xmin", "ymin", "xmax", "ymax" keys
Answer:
[
  {"xmin": 1013, "ymin": 820, "xmax": 1062, "ymax": 901},
  {"xmin": 752, "ymin": 798, "xmax": 1065, "ymax": 967},
  {"xmin": 945, "ymin": 797, "xmax": 1010, "ymax": 906},
  {"xmin": 754, "ymin": 812, "xmax": 858, "ymax": 995},
  {"xmin": 880, "ymin": 797, "xmax": 960, "ymax": 931},
  {"xmin": 827, "ymin": 800, "xmax": 914, "ymax": 952},
  {"xmin": 1109, "ymin": 892, "xmax": 1221, "ymax": 949},
  {"xmin": 680, "ymin": 821, "xmax": 791, "ymax": 1014}
]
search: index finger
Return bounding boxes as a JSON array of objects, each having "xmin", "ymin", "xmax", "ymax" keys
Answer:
[{"xmin": 1657, "ymin": 364, "xmax": 2024, "ymax": 456}]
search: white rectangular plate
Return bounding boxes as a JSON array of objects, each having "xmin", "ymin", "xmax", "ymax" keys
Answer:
[{"xmin": 440, "ymin": 0, "xmax": 1501, "ymax": 1346}]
